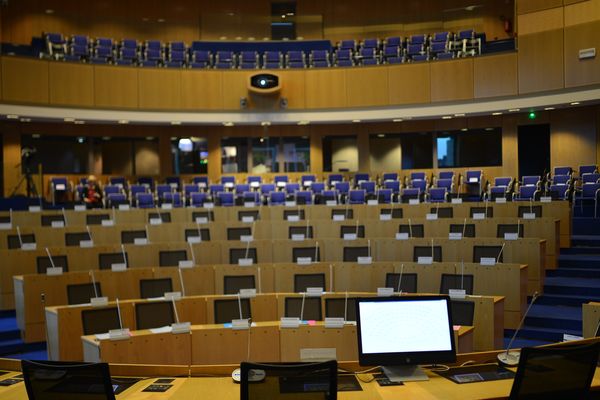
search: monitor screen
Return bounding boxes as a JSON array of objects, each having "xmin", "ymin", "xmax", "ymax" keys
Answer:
[
  {"xmin": 86, "ymin": 214, "xmax": 110, "ymax": 225},
  {"xmin": 214, "ymin": 298, "xmax": 251, "ymax": 324},
  {"xmin": 121, "ymin": 230, "xmax": 146, "ymax": 244},
  {"xmin": 294, "ymin": 273, "xmax": 325, "ymax": 292},
  {"xmin": 135, "ymin": 301, "xmax": 175, "ymax": 330},
  {"xmin": 139, "ymin": 278, "xmax": 173, "ymax": 299},
  {"xmin": 398, "ymin": 224, "xmax": 424, "ymax": 238},
  {"xmin": 413, "ymin": 246, "xmax": 442, "ymax": 262},
  {"xmin": 473, "ymin": 245, "xmax": 503, "ymax": 263},
  {"xmin": 227, "ymin": 227, "xmax": 252, "ymax": 240},
  {"xmin": 184, "ymin": 228, "xmax": 211, "ymax": 242},
  {"xmin": 450, "ymin": 300, "xmax": 475, "ymax": 326},
  {"xmin": 343, "ymin": 246, "xmax": 369, "ymax": 262},
  {"xmin": 22, "ymin": 360, "xmax": 116, "ymax": 400},
  {"xmin": 41, "ymin": 215, "xmax": 65, "ymax": 227},
  {"xmin": 65, "ymin": 232, "xmax": 92, "ymax": 246},
  {"xmin": 356, "ymin": 296, "xmax": 456, "ymax": 366},
  {"xmin": 7, "ymin": 233, "xmax": 35, "ymax": 249},
  {"xmin": 238, "ymin": 210, "xmax": 260, "ymax": 221},
  {"xmin": 449, "ymin": 224, "xmax": 476, "ymax": 237},
  {"xmin": 340, "ymin": 225, "xmax": 365, "ymax": 238},
  {"xmin": 380, "ymin": 209, "xmax": 403, "ymax": 219},
  {"xmin": 158, "ymin": 250, "xmax": 188, "ymax": 267},
  {"xmin": 191, "ymin": 211, "xmax": 214, "ymax": 222},
  {"xmin": 81, "ymin": 307, "xmax": 121, "ymax": 336},
  {"xmin": 288, "ymin": 226, "xmax": 314, "ymax": 239},
  {"xmin": 440, "ymin": 274, "xmax": 474, "ymax": 295},
  {"xmin": 36, "ymin": 255, "xmax": 68, "ymax": 274},
  {"xmin": 283, "ymin": 210, "xmax": 305, "ymax": 220},
  {"xmin": 331, "ymin": 209, "xmax": 353, "ymax": 219},
  {"xmin": 325, "ymin": 298, "xmax": 357, "ymax": 322},
  {"xmin": 148, "ymin": 212, "xmax": 171, "ymax": 223},
  {"xmin": 98, "ymin": 253, "xmax": 128, "ymax": 270},
  {"xmin": 518, "ymin": 206, "xmax": 542, "ymax": 218},
  {"xmin": 223, "ymin": 275, "xmax": 256, "ymax": 295},
  {"xmin": 67, "ymin": 283, "xmax": 102, "ymax": 305},
  {"xmin": 285, "ymin": 297, "xmax": 322, "ymax": 321},
  {"xmin": 497, "ymin": 224, "xmax": 524, "ymax": 238},
  {"xmin": 229, "ymin": 248, "xmax": 257, "ymax": 264},
  {"xmin": 469, "ymin": 207, "xmax": 493, "ymax": 218},
  {"xmin": 292, "ymin": 247, "xmax": 320, "ymax": 262},
  {"xmin": 385, "ymin": 273, "xmax": 418, "ymax": 293},
  {"xmin": 431, "ymin": 207, "xmax": 453, "ymax": 218}
]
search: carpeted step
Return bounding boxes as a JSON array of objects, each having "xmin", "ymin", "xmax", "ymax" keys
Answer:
[
  {"xmin": 560, "ymin": 247, "xmax": 600, "ymax": 256},
  {"xmin": 536, "ymin": 293, "xmax": 600, "ymax": 307},
  {"xmin": 502, "ymin": 337, "xmax": 554, "ymax": 349},
  {"xmin": 505, "ymin": 326, "xmax": 582, "ymax": 342},
  {"xmin": 3, "ymin": 348, "xmax": 48, "ymax": 361},
  {"xmin": 570, "ymin": 236, "xmax": 600, "ymax": 248},
  {"xmin": 544, "ymin": 277, "xmax": 600, "ymax": 296},
  {"xmin": 572, "ymin": 217, "xmax": 600, "ymax": 235},
  {"xmin": 558, "ymin": 254, "xmax": 600, "ymax": 268},
  {"xmin": 0, "ymin": 339, "xmax": 46, "ymax": 357},
  {"xmin": 546, "ymin": 268, "xmax": 600, "ymax": 278}
]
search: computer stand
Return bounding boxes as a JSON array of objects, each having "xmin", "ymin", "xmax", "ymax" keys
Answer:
[{"xmin": 382, "ymin": 365, "xmax": 429, "ymax": 382}]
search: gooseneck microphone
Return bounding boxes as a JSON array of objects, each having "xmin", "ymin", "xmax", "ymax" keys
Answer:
[{"xmin": 497, "ymin": 291, "xmax": 539, "ymax": 366}]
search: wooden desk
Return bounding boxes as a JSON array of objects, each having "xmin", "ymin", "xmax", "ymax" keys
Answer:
[
  {"xmin": 583, "ymin": 301, "xmax": 600, "ymax": 338},
  {"xmin": 81, "ymin": 321, "xmax": 475, "ymax": 365}
]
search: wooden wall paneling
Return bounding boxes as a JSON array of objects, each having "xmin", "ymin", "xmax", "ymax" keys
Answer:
[
  {"xmin": 387, "ymin": 63, "xmax": 431, "ymax": 105},
  {"xmin": 134, "ymin": 140, "xmax": 160, "ymax": 176},
  {"xmin": 48, "ymin": 61, "xmax": 94, "ymax": 107},
  {"xmin": 93, "ymin": 65, "xmax": 139, "ymax": 109},
  {"xmin": 564, "ymin": 21, "xmax": 600, "ymax": 87},
  {"xmin": 518, "ymin": 30, "xmax": 565, "ymax": 94},
  {"xmin": 518, "ymin": 6, "xmax": 564, "ymax": 36},
  {"xmin": 221, "ymin": 71, "xmax": 250, "ymax": 110},
  {"xmin": 2, "ymin": 127, "xmax": 22, "ymax": 197},
  {"xmin": 564, "ymin": 0, "xmax": 591, "ymax": 5},
  {"xmin": 1, "ymin": 57, "xmax": 49, "ymax": 104},
  {"xmin": 473, "ymin": 53, "xmax": 518, "ymax": 98},
  {"xmin": 517, "ymin": 0, "xmax": 564, "ymax": 15},
  {"xmin": 138, "ymin": 68, "xmax": 182, "ymax": 110},
  {"xmin": 207, "ymin": 128, "xmax": 223, "ymax": 182},
  {"xmin": 430, "ymin": 58, "xmax": 474, "ymax": 102},
  {"xmin": 278, "ymin": 70, "xmax": 306, "ymax": 109},
  {"xmin": 345, "ymin": 67, "xmax": 389, "ymax": 107},
  {"xmin": 304, "ymin": 69, "xmax": 347, "ymax": 109},
  {"xmin": 180, "ymin": 70, "xmax": 224, "ymax": 110},
  {"xmin": 309, "ymin": 127, "xmax": 323, "ymax": 174},
  {"xmin": 564, "ymin": 0, "xmax": 600, "ymax": 26},
  {"xmin": 500, "ymin": 115, "xmax": 519, "ymax": 179},
  {"xmin": 550, "ymin": 107, "xmax": 598, "ymax": 168}
]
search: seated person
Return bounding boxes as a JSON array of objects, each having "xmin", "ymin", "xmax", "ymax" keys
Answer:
[{"xmin": 83, "ymin": 175, "xmax": 103, "ymax": 208}]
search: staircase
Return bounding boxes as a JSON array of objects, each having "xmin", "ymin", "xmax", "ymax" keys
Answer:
[
  {"xmin": 0, "ymin": 310, "xmax": 46, "ymax": 359},
  {"xmin": 504, "ymin": 210, "xmax": 600, "ymax": 348}
]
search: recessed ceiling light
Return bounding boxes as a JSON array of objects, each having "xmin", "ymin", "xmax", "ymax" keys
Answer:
[
  {"xmin": 461, "ymin": 128, "xmax": 468, "ymax": 132},
  {"xmin": 570, "ymin": 102, "xmax": 580, "ymax": 105},
  {"xmin": 544, "ymin": 107, "xmax": 555, "ymax": 111},
  {"xmin": 145, "ymin": 136, "xmax": 154, "ymax": 141},
  {"xmin": 301, "ymin": 136, "xmax": 308, "ymax": 139},
  {"xmin": 508, "ymin": 108, "xmax": 520, "ymax": 112},
  {"xmin": 454, "ymin": 113, "xmax": 465, "ymax": 117},
  {"xmin": 64, "ymin": 117, "xmax": 75, "ymax": 122},
  {"xmin": 118, "ymin": 119, "xmax": 129, "ymax": 124},
  {"xmin": 377, "ymin": 134, "xmax": 385, "ymax": 138},
  {"xmin": 352, "ymin": 119, "xmax": 361, "ymax": 123},
  {"xmin": 157, "ymin": 18, "xmax": 165, "ymax": 23},
  {"xmin": 6, "ymin": 114, "xmax": 19, "ymax": 119},
  {"xmin": 223, "ymin": 122, "xmax": 234, "ymax": 127},
  {"xmin": 170, "ymin": 121, "xmax": 182, "ymax": 125},
  {"xmin": 297, "ymin": 120, "xmax": 310, "ymax": 125},
  {"xmin": 492, "ymin": 112, "xmax": 503, "ymax": 116},
  {"xmin": 77, "ymin": 137, "xmax": 85, "ymax": 143},
  {"xmin": 45, "ymin": 9, "xmax": 54, "ymax": 14},
  {"xmin": 102, "ymin": 136, "xmax": 111, "ymax": 141},
  {"xmin": 32, "ymin": 134, "xmax": 41, "ymax": 139},
  {"xmin": 485, "ymin": 127, "xmax": 494, "ymax": 131},
  {"xmin": 20, "ymin": 118, "xmax": 31, "ymax": 122},
  {"xmin": 442, "ymin": 116, "xmax": 452, "ymax": 120},
  {"xmin": 392, "ymin": 118, "xmax": 403, "ymax": 122},
  {"xmin": 261, "ymin": 121, "xmax": 271, "ymax": 126},
  {"xmin": 74, "ymin": 120, "xmax": 85, "ymax": 124}
]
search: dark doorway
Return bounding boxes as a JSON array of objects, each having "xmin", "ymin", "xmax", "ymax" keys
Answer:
[
  {"xmin": 518, "ymin": 124, "xmax": 550, "ymax": 179},
  {"xmin": 271, "ymin": 2, "xmax": 296, "ymax": 40}
]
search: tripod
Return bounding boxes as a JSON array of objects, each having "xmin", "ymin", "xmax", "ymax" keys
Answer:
[{"xmin": 10, "ymin": 165, "xmax": 38, "ymax": 198}]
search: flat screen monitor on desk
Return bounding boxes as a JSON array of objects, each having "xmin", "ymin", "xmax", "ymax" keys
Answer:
[
  {"xmin": 356, "ymin": 295, "xmax": 456, "ymax": 382},
  {"xmin": 159, "ymin": 250, "xmax": 188, "ymax": 267},
  {"xmin": 135, "ymin": 301, "xmax": 175, "ymax": 330},
  {"xmin": 81, "ymin": 307, "xmax": 121, "ymax": 335},
  {"xmin": 22, "ymin": 360, "xmax": 116, "ymax": 400}
]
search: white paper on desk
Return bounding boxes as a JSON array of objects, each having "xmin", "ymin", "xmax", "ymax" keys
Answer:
[
  {"xmin": 150, "ymin": 326, "xmax": 173, "ymax": 334},
  {"xmin": 0, "ymin": 222, "xmax": 12, "ymax": 230},
  {"xmin": 95, "ymin": 333, "xmax": 110, "ymax": 340},
  {"xmin": 74, "ymin": 205, "xmax": 86, "ymax": 212}
]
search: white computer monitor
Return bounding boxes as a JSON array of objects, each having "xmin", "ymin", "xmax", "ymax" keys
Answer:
[{"xmin": 356, "ymin": 295, "xmax": 456, "ymax": 382}]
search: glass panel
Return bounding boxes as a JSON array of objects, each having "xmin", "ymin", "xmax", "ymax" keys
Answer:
[
  {"xmin": 251, "ymin": 137, "xmax": 278, "ymax": 173},
  {"xmin": 282, "ymin": 137, "xmax": 310, "ymax": 172},
  {"xmin": 172, "ymin": 137, "xmax": 208, "ymax": 174},
  {"xmin": 401, "ymin": 133, "xmax": 433, "ymax": 169},
  {"xmin": 437, "ymin": 128, "xmax": 502, "ymax": 168},
  {"xmin": 221, "ymin": 137, "xmax": 248, "ymax": 173}
]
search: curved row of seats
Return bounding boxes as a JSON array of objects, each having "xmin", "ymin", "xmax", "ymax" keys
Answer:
[{"xmin": 42, "ymin": 30, "xmax": 484, "ymax": 68}]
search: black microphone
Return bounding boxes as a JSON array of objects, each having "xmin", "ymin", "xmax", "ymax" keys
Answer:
[{"xmin": 497, "ymin": 291, "xmax": 539, "ymax": 366}]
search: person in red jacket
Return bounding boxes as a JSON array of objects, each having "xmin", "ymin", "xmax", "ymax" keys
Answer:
[{"xmin": 83, "ymin": 175, "xmax": 103, "ymax": 209}]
